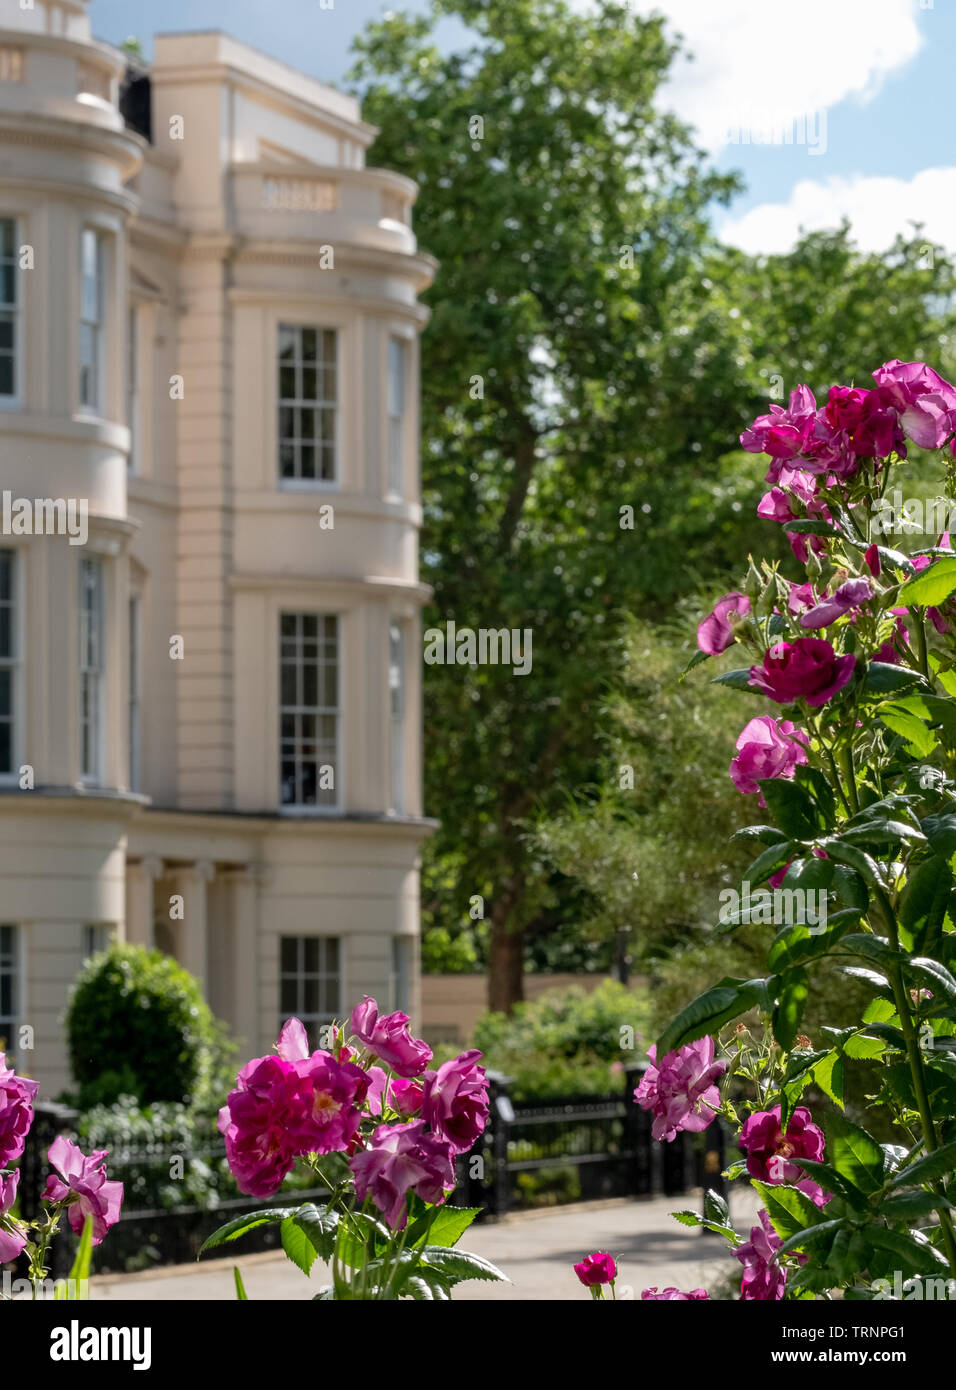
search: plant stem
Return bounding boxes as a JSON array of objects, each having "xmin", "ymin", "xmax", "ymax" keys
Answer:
[{"xmin": 874, "ymin": 887, "xmax": 956, "ymax": 1278}]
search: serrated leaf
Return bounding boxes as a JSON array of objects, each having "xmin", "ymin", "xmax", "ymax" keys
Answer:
[
  {"xmin": 889, "ymin": 1140, "xmax": 956, "ymax": 1190},
  {"xmin": 419, "ymin": 1246, "xmax": 508, "ymax": 1285},
  {"xmin": 753, "ymin": 1181, "xmax": 827, "ymax": 1241},
  {"xmin": 656, "ymin": 977, "xmax": 770, "ymax": 1055},
  {"xmin": 199, "ymin": 1206, "xmax": 296, "ymax": 1255},
  {"xmin": 900, "ymin": 555, "xmax": 956, "ymax": 607},
  {"xmin": 824, "ymin": 1110, "xmax": 884, "ymax": 1196}
]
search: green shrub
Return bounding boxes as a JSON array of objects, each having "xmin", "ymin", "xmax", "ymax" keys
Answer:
[
  {"xmin": 67, "ymin": 944, "xmax": 231, "ymax": 1107},
  {"xmin": 472, "ymin": 979, "xmax": 653, "ymax": 1100}
]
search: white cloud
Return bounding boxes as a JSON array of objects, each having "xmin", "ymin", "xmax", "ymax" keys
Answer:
[
  {"xmin": 568, "ymin": 0, "xmax": 924, "ymax": 151},
  {"xmin": 718, "ymin": 167, "xmax": 956, "ymax": 256}
]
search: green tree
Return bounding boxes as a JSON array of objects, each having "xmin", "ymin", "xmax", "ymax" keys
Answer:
[{"xmin": 351, "ymin": 0, "xmax": 749, "ymax": 1010}]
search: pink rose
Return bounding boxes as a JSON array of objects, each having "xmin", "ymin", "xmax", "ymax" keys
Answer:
[
  {"xmin": 349, "ymin": 1120, "xmax": 456, "ymax": 1230},
  {"xmin": 748, "ymin": 637, "xmax": 856, "ymax": 707},
  {"xmin": 873, "ymin": 359, "xmax": 956, "ymax": 451},
  {"xmin": 350, "ymin": 997, "xmax": 433, "ymax": 1078},
  {"xmin": 741, "ymin": 386, "xmax": 817, "ymax": 462},
  {"xmin": 799, "ymin": 577, "xmax": 873, "ymax": 629},
  {"xmin": 0, "ymin": 1168, "xmax": 26, "ymax": 1262},
  {"xmin": 574, "ymin": 1251, "xmax": 617, "ymax": 1286},
  {"xmin": 729, "ymin": 716, "xmax": 809, "ymax": 803},
  {"xmin": 641, "ymin": 1286, "xmax": 709, "ymax": 1300},
  {"xmin": 0, "ymin": 1054, "xmax": 38, "ymax": 1168},
  {"xmin": 736, "ymin": 1209, "xmax": 788, "ymax": 1301},
  {"xmin": 697, "ymin": 592, "xmax": 751, "ymax": 656},
  {"xmin": 634, "ymin": 1036, "xmax": 724, "ymax": 1143},
  {"xmin": 825, "ymin": 385, "xmax": 869, "ymax": 434},
  {"xmin": 739, "ymin": 1104, "xmax": 824, "ymax": 1183},
  {"xmin": 42, "ymin": 1136, "xmax": 123, "ymax": 1246},
  {"xmin": 421, "ymin": 1049, "xmax": 489, "ymax": 1153}
]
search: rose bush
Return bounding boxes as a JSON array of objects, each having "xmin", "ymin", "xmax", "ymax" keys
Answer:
[
  {"xmin": 202, "ymin": 997, "xmax": 506, "ymax": 1299},
  {"xmin": 0, "ymin": 1053, "xmax": 123, "ymax": 1294},
  {"xmin": 587, "ymin": 359, "xmax": 956, "ymax": 1300}
]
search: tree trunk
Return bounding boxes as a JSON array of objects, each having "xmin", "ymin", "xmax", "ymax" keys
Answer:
[{"xmin": 488, "ymin": 898, "xmax": 524, "ymax": 1015}]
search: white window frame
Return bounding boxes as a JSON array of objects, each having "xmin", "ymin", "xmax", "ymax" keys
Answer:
[
  {"xmin": 277, "ymin": 323, "xmax": 338, "ymax": 487},
  {"xmin": 389, "ymin": 620, "xmax": 406, "ymax": 814},
  {"xmin": 128, "ymin": 593, "xmax": 141, "ymax": 792},
  {"xmin": 279, "ymin": 935, "xmax": 341, "ymax": 1048},
  {"xmin": 0, "ymin": 923, "xmax": 19, "ymax": 1057},
  {"xmin": 79, "ymin": 227, "xmax": 105, "ymax": 415},
  {"xmin": 0, "ymin": 216, "xmax": 20, "ymax": 409},
  {"xmin": 279, "ymin": 612, "xmax": 341, "ymax": 813},
  {"xmin": 79, "ymin": 556, "xmax": 105, "ymax": 784},
  {"xmin": 386, "ymin": 335, "xmax": 407, "ymax": 497},
  {"xmin": 0, "ymin": 548, "xmax": 19, "ymax": 783},
  {"xmin": 81, "ymin": 923, "xmax": 108, "ymax": 962}
]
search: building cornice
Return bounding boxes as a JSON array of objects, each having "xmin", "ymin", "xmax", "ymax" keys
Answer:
[
  {"xmin": 228, "ymin": 572, "xmax": 433, "ymax": 605},
  {"xmin": 149, "ymin": 61, "xmax": 377, "ymax": 149},
  {"xmin": 0, "ymin": 110, "xmax": 143, "ymax": 181},
  {"xmin": 132, "ymin": 806, "xmax": 438, "ymax": 843},
  {"xmin": 0, "ymin": 410, "xmax": 130, "ymax": 452},
  {"xmin": 227, "ymin": 286, "xmax": 431, "ymax": 329}
]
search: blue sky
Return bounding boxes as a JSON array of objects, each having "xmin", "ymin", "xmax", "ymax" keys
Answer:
[{"xmin": 89, "ymin": 0, "xmax": 956, "ymax": 255}]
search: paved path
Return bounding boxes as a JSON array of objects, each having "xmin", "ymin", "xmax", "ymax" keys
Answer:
[{"xmin": 89, "ymin": 1188, "xmax": 761, "ymax": 1301}]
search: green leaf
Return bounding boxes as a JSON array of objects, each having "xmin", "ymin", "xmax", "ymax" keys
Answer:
[
  {"xmin": 839, "ymin": 933, "xmax": 901, "ymax": 967},
  {"xmin": 867, "ymin": 1226, "xmax": 949, "ymax": 1271},
  {"xmin": 863, "ymin": 662, "xmax": 923, "ymax": 696},
  {"xmin": 55, "ymin": 1215, "xmax": 93, "ymax": 1299},
  {"xmin": 404, "ymin": 1273, "xmax": 452, "ymax": 1300},
  {"xmin": 889, "ymin": 1140, "xmax": 956, "ymax": 1190},
  {"xmin": 744, "ymin": 839, "xmax": 796, "ymax": 889},
  {"xmin": 796, "ymin": 1158, "xmax": 868, "ymax": 1212},
  {"xmin": 760, "ymin": 780, "xmax": 822, "ymax": 840},
  {"xmin": 880, "ymin": 1191, "xmax": 954, "ymax": 1221},
  {"xmin": 824, "ymin": 1110, "xmax": 885, "ymax": 1196},
  {"xmin": 419, "ymin": 1246, "xmax": 508, "ymax": 1286},
  {"xmin": 280, "ymin": 1204, "xmax": 339, "ymax": 1276},
  {"xmin": 752, "ymin": 1181, "xmax": 828, "ymax": 1241},
  {"xmin": 879, "ymin": 707, "xmax": 938, "ymax": 758},
  {"xmin": 199, "ymin": 1206, "xmax": 297, "ymax": 1256},
  {"xmin": 906, "ymin": 956, "xmax": 956, "ymax": 1004},
  {"xmin": 812, "ymin": 1049, "xmax": 845, "ymax": 1108},
  {"xmin": 233, "ymin": 1266, "xmax": 248, "ymax": 1301},
  {"xmin": 782, "ymin": 518, "xmax": 839, "ymax": 536},
  {"xmin": 703, "ymin": 1188, "xmax": 729, "ymax": 1225},
  {"xmin": 773, "ymin": 968, "xmax": 809, "ymax": 1052},
  {"xmin": 767, "ymin": 911, "xmax": 859, "ymax": 973},
  {"xmin": 823, "ymin": 840, "xmax": 887, "ymax": 890},
  {"xmin": 900, "ymin": 855, "xmax": 953, "ymax": 953},
  {"xmin": 921, "ymin": 807, "xmax": 956, "ymax": 860},
  {"xmin": 774, "ymin": 1219, "xmax": 847, "ymax": 1261},
  {"xmin": 731, "ymin": 824, "xmax": 789, "ymax": 845},
  {"xmin": 711, "ymin": 667, "xmax": 760, "ymax": 692},
  {"xmin": 415, "ymin": 1205, "xmax": 481, "ymax": 1250},
  {"xmin": 794, "ymin": 765, "xmax": 838, "ymax": 830},
  {"xmin": 900, "ymin": 555, "xmax": 956, "ymax": 607},
  {"xmin": 656, "ymin": 976, "xmax": 770, "ymax": 1055},
  {"xmin": 680, "ymin": 649, "xmax": 710, "ymax": 678}
]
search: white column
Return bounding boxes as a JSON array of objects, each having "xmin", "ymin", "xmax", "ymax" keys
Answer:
[
  {"xmin": 227, "ymin": 866, "xmax": 259, "ymax": 1053},
  {"xmin": 174, "ymin": 859, "xmax": 214, "ymax": 988},
  {"xmin": 124, "ymin": 855, "xmax": 162, "ymax": 948}
]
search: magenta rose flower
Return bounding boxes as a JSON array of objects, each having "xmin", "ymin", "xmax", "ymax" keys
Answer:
[
  {"xmin": 634, "ymin": 1036, "xmax": 724, "ymax": 1143},
  {"xmin": 0, "ymin": 1054, "xmax": 38, "ymax": 1167},
  {"xmin": 291, "ymin": 1051, "xmax": 370, "ymax": 1154},
  {"xmin": 350, "ymin": 997, "xmax": 433, "ymax": 1078},
  {"xmin": 740, "ymin": 1104, "xmax": 824, "ymax": 1183},
  {"xmin": 873, "ymin": 359, "xmax": 956, "ymax": 451},
  {"xmin": 748, "ymin": 637, "xmax": 856, "ymax": 707},
  {"xmin": 825, "ymin": 385, "xmax": 869, "ymax": 434},
  {"xmin": 421, "ymin": 1049, "xmax": 489, "ymax": 1153},
  {"xmin": 42, "ymin": 1136, "xmax": 123, "ymax": 1246},
  {"xmin": 349, "ymin": 1119, "xmax": 456, "ymax": 1230},
  {"xmin": 0, "ymin": 1168, "xmax": 26, "ymax": 1262},
  {"xmin": 729, "ymin": 716, "xmax": 809, "ymax": 802},
  {"xmin": 697, "ymin": 592, "xmax": 751, "ymax": 656},
  {"xmin": 574, "ymin": 1251, "xmax": 617, "ymax": 1286},
  {"xmin": 366, "ymin": 1068, "xmax": 424, "ymax": 1118},
  {"xmin": 799, "ymin": 577, "xmax": 873, "ymax": 629},
  {"xmin": 735, "ymin": 1209, "xmax": 787, "ymax": 1301},
  {"xmin": 641, "ymin": 1286, "xmax": 709, "ymax": 1300},
  {"xmin": 741, "ymin": 386, "xmax": 817, "ymax": 463}
]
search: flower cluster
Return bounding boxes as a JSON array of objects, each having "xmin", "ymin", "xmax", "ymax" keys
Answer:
[
  {"xmin": 0, "ymin": 1053, "xmax": 123, "ymax": 1285},
  {"xmin": 218, "ymin": 998, "xmax": 490, "ymax": 1232}
]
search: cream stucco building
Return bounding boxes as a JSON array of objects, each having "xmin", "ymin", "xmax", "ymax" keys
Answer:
[{"xmin": 0, "ymin": 3, "xmax": 436, "ymax": 1094}]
